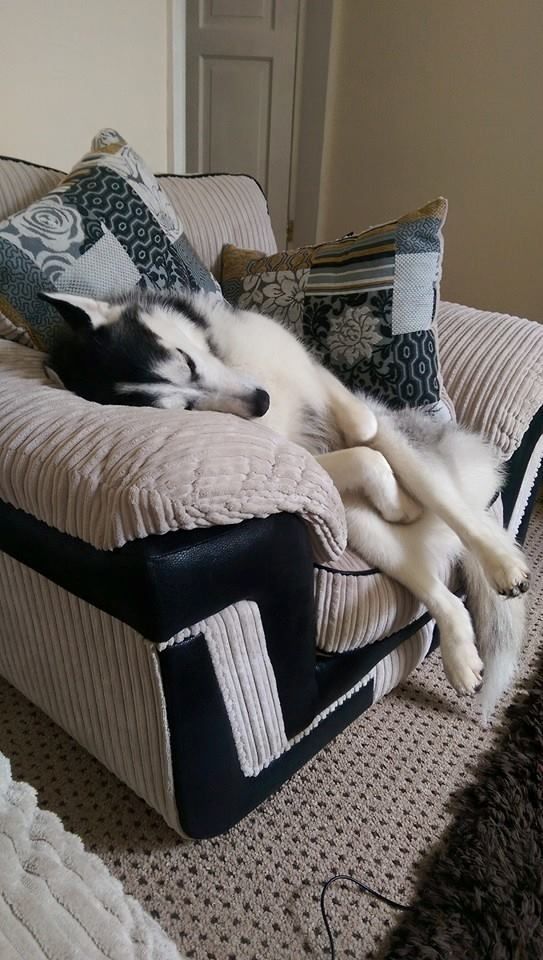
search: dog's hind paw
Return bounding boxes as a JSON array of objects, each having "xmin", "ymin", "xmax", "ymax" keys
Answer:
[
  {"xmin": 441, "ymin": 639, "xmax": 484, "ymax": 697},
  {"xmin": 483, "ymin": 545, "xmax": 530, "ymax": 598}
]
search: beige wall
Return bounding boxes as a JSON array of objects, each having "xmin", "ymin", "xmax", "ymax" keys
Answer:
[
  {"xmin": 0, "ymin": 0, "xmax": 169, "ymax": 173},
  {"xmin": 319, "ymin": 0, "xmax": 543, "ymax": 320}
]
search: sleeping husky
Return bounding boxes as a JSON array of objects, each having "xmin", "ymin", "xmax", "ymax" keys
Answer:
[{"xmin": 42, "ymin": 289, "xmax": 529, "ymax": 716}]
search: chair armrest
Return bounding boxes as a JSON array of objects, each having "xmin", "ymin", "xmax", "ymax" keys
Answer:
[
  {"xmin": 437, "ymin": 301, "xmax": 543, "ymax": 459},
  {"xmin": 0, "ymin": 340, "xmax": 345, "ymax": 562},
  {"xmin": 0, "ymin": 469, "xmax": 321, "ymax": 837}
]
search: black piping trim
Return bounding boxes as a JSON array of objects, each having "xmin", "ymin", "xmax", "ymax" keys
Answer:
[
  {"xmin": 316, "ymin": 609, "xmax": 432, "ymax": 661},
  {"xmin": 156, "ymin": 170, "xmax": 270, "ymax": 214},
  {"xmin": 0, "ymin": 154, "xmax": 270, "ymax": 218},
  {"xmin": 0, "ymin": 154, "xmax": 269, "ymax": 207},
  {"xmin": 156, "ymin": 169, "xmax": 266, "ymax": 195},
  {"xmin": 315, "ymin": 561, "xmax": 379, "ymax": 577},
  {"xmin": 0, "ymin": 154, "xmax": 65, "ymax": 175}
]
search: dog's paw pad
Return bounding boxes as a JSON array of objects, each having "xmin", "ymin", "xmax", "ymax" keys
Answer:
[
  {"xmin": 489, "ymin": 550, "xmax": 530, "ymax": 598},
  {"xmin": 442, "ymin": 642, "xmax": 484, "ymax": 697}
]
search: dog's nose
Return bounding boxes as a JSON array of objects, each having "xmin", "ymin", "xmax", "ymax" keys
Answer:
[{"xmin": 252, "ymin": 388, "xmax": 270, "ymax": 417}]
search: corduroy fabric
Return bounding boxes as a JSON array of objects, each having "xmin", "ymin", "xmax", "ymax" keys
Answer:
[
  {"xmin": 0, "ymin": 552, "xmax": 181, "ymax": 833},
  {"xmin": 0, "ymin": 340, "xmax": 346, "ymax": 561},
  {"xmin": 163, "ymin": 602, "xmax": 289, "ymax": 779},
  {"xmin": 0, "ymin": 542, "xmax": 436, "ymax": 831},
  {"xmin": 369, "ymin": 621, "xmax": 434, "ymax": 701},
  {"xmin": 0, "ymin": 157, "xmax": 63, "ymax": 223},
  {"xmin": 314, "ymin": 553, "xmax": 424, "ymax": 654},
  {"xmin": 314, "ymin": 497, "xmax": 503, "ymax": 654},
  {"xmin": 508, "ymin": 434, "xmax": 543, "ymax": 536},
  {"xmin": 437, "ymin": 301, "xmax": 543, "ymax": 458},
  {"xmin": 159, "ymin": 174, "xmax": 277, "ymax": 275}
]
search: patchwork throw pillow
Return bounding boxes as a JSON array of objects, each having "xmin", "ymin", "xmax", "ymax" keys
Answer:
[
  {"xmin": 0, "ymin": 129, "xmax": 220, "ymax": 350},
  {"xmin": 222, "ymin": 198, "xmax": 450, "ymax": 417}
]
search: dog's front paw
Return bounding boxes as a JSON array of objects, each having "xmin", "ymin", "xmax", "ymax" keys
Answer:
[
  {"xmin": 441, "ymin": 640, "xmax": 484, "ymax": 696},
  {"xmin": 483, "ymin": 545, "xmax": 530, "ymax": 598}
]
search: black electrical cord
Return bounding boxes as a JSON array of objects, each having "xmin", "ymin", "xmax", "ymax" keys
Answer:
[{"xmin": 320, "ymin": 874, "xmax": 411, "ymax": 958}]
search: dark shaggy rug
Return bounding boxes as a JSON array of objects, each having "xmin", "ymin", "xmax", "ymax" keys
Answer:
[{"xmin": 382, "ymin": 656, "xmax": 543, "ymax": 960}]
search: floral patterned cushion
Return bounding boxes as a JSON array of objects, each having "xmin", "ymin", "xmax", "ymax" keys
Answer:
[
  {"xmin": 0, "ymin": 129, "xmax": 220, "ymax": 350},
  {"xmin": 222, "ymin": 198, "xmax": 451, "ymax": 416}
]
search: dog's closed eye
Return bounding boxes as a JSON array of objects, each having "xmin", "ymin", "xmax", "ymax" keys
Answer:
[{"xmin": 177, "ymin": 349, "xmax": 198, "ymax": 381}]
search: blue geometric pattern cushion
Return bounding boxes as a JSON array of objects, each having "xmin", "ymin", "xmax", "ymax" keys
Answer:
[
  {"xmin": 222, "ymin": 198, "xmax": 451, "ymax": 419},
  {"xmin": 0, "ymin": 129, "xmax": 221, "ymax": 350}
]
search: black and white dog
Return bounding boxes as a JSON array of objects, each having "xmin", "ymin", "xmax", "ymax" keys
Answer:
[{"xmin": 43, "ymin": 289, "xmax": 529, "ymax": 716}]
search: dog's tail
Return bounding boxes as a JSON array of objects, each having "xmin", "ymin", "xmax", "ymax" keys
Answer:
[{"xmin": 462, "ymin": 548, "xmax": 526, "ymax": 721}]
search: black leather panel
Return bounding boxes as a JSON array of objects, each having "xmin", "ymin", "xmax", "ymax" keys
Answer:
[
  {"xmin": 0, "ymin": 498, "xmax": 153, "ymax": 634},
  {"xmin": 314, "ymin": 612, "xmax": 434, "ymax": 710},
  {"xmin": 0, "ymin": 499, "xmax": 318, "ymax": 735},
  {"xmin": 159, "ymin": 632, "xmax": 375, "ymax": 838},
  {"xmin": 159, "ymin": 609, "xmax": 438, "ymax": 837},
  {"xmin": 501, "ymin": 404, "xmax": 543, "ymax": 540}
]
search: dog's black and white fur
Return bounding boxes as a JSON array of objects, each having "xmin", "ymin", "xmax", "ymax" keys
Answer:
[{"xmin": 43, "ymin": 289, "xmax": 529, "ymax": 717}]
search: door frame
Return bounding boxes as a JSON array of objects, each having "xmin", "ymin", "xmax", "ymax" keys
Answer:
[
  {"xmin": 167, "ymin": 0, "xmax": 187, "ymax": 174},
  {"xmin": 288, "ymin": 0, "xmax": 333, "ymax": 247},
  {"xmin": 166, "ymin": 0, "xmax": 333, "ymax": 244}
]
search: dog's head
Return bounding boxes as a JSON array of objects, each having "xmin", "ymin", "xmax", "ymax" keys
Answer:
[{"xmin": 42, "ymin": 290, "xmax": 270, "ymax": 419}]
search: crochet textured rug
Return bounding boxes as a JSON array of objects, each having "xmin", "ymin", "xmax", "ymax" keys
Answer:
[{"xmin": 0, "ymin": 752, "xmax": 181, "ymax": 960}]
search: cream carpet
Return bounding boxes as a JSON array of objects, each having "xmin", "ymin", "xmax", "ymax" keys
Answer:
[{"xmin": 0, "ymin": 506, "xmax": 541, "ymax": 960}]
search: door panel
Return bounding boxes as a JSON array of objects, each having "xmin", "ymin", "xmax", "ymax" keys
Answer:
[
  {"xmin": 202, "ymin": 57, "xmax": 271, "ymax": 184},
  {"xmin": 202, "ymin": 0, "xmax": 272, "ymax": 26},
  {"xmin": 187, "ymin": 0, "xmax": 299, "ymax": 246}
]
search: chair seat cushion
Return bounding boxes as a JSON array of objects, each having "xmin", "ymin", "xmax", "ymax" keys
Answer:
[
  {"xmin": 315, "ymin": 496, "xmax": 503, "ymax": 654},
  {"xmin": 314, "ymin": 549, "xmax": 424, "ymax": 654}
]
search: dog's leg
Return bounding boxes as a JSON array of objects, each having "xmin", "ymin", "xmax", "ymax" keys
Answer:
[
  {"xmin": 316, "ymin": 448, "xmax": 421, "ymax": 524},
  {"xmin": 323, "ymin": 373, "xmax": 529, "ymax": 597},
  {"xmin": 321, "ymin": 369, "xmax": 379, "ymax": 445},
  {"xmin": 368, "ymin": 416, "xmax": 529, "ymax": 597},
  {"xmin": 345, "ymin": 505, "xmax": 484, "ymax": 695}
]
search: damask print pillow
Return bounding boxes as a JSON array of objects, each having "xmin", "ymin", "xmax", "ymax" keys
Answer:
[
  {"xmin": 222, "ymin": 199, "xmax": 451, "ymax": 418},
  {"xmin": 0, "ymin": 129, "xmax": 220, "ymax": 350}
]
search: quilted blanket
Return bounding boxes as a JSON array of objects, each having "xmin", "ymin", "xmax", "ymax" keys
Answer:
[{"xmin": 0, "ymin": 341, "xmax": 346, "ymax": 561}]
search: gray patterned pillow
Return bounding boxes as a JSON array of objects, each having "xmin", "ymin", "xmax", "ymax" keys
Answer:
[
  {"xmin": 0, "ymin": 129, "xmax": 220, "ymax": 350},
  {"xmin": 222, "ymin": 198, "xmax": 451, "ymax": 419}
]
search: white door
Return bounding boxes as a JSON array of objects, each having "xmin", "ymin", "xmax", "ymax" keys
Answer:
[{"xmin": 186, "ymin": 0, "xmax": 300, "ymax": 247}]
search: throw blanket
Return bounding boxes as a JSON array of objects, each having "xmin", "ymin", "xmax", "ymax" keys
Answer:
[
  {"xmin": 0, "ymin": 751, "xmax": 182, "ymax": 960},
  {"xmin": 0, "ymin": 342, "xmax": 346, "ymax": 562}
]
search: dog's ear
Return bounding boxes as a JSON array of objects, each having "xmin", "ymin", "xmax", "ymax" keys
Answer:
[{"xmin": 38, "ymin": 292, "xmax": 115, "ymax": 332}]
